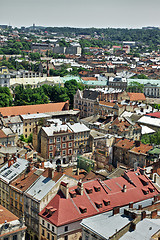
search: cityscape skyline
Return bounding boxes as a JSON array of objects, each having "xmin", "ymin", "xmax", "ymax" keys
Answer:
[{"xmin": 1, "ymin": 0, "xmax": 160, "ymax": 29}]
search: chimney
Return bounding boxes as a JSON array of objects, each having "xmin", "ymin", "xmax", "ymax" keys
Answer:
[
  {"xmin": 25, "ymin": 152, "xmax": 27, "ymax": 160},
  {"xmin": 48, "ymin": 168, "xmax": 54, "ymax": 179},
  {"xmin": 60, "ymin": 181, "xmax": 69, "ymax": 199},
  {"xmin": 77, "ymin": 181, "xmax": 83, "ymax": 195},
  {"xmin": 41, "ymin": 161, "xmax": 45, "ymax": 169},
  {"xmin": 140, "ymin": 168, "xmax": 145, "ymax": 175},
  {"xmin": 141, "ymin": 211, "xmax": 146, "ymax": 220},
  {"xmin": 129, "ymin": 202, "xmax": 133, "ymax": 208},
  {"xmin": 151, "ymin": 210, "xmax": 157, "ymax": 219},
  {"xmin": 113, "ymin": 206, "xmax": 120, "ymax": 215},
  {"xmin": 135, "ymin": 140, "xmax": 140, "ymax": 147},
  {"xmin": 122, "ymin": 184, "xmax": 127, "ymax": 192},
  {"xmin": 8, "ymin": 159, "xmax": 14, "ymax": 168},
  {"xmin": 130, "ymin": 222, "xmax": 136, "ymax": 231}
]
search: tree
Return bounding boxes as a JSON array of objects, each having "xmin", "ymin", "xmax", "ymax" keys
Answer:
[{"xmin": 127, "ymin": 82, "xmax": 144, "ymax": 93}]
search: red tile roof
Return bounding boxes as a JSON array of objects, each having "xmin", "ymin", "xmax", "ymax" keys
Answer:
[
  {"xmin": 39, "ymin": 168, "xmax": 159, "ymax": 226},
  {"xmin": 10, "ymin": 169, "xmax": 41, "ymax": 192},
  {"xmin": 146, "ymin": 112, "xmax": 160, "ymax": 118},
  {"xmin": 129, "ymin": 143, "xmax": 153, "ymax": 155},
  {"xmin": 127, "ymin": 93, "xmax": 146, "ymax": 101},
  {"xmin": 0, "ymin": 130, "xmax": 7, "ymax": 139},
  {"xmin": 114, "ymin": 139, "xmax": 135, "ymax": 149},
  {"xmin": 0, "ymin": 205, "xmax": 18, "ymax": 224},
  {"xmin": 0, "ymin": 101, "xmax": 69, "ymax": 117}
]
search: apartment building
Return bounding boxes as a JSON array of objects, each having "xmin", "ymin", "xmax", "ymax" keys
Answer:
[
  {"xmin": 0, "ymin": 157, "xmax": 28, "ymax": 209},
  {"xmin": 39, "ymin": 168, "xmax": 159, "ymax": 240},
  {"xmin": 67, "ymin": 122, "xmax": 90, "ymax": 155},
  {"xmin": 0, "ymin": 126, "xmax": 16, "ymax": 146}
]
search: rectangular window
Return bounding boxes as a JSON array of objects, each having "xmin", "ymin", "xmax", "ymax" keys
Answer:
[
  {"xmin": 47, "ymin": 223, "xmax": 50, "ymax": 229},
  {"xmin": 68, "ymin": 149, "xmax": 72, "ymax": 155},
  {"xmin": 56, "ymin": 137, "xmax": 60, "ymax": 142},
  {"xmin": 13, "ymin": 235, "xmax": 17, "ymax": 240},
  {"xmin": 47, "ymin": 232, "xmax": 50, "ymax": 239},
  {"xmin": 62, "ymin": 143, "xmax": 66, "ymax": 149},
  {"xmin": 49, "ymin": 138, "xmax": 53, "ymax": 144},
  {"xmin": 42, "ymin": 220, "xmax": 45, "ymax": 225},
  {"xmin": 25, "ymin": 128, "xmax": 27, "ymax": 132},
  {"xmin": 62, "ymin": 150, "xmax": 66, "ymax": 155},
  {"xmin": 49, "ymin": 145, "xmax": 53, "ymax": 151},
  {"xmin": 64, "ymin": 226, "xmax": 68, "ymax": 232},
  {"xmin": 42, "ymin": 229, "xmax": 45, "ymax": 236},
  {"xmin": 64, "ymin": 236, "xmax": 68, "ymax": 240},
  {"xmin": 52, "ymin": 226, "xmax": 54, "ymax": 232},
  {"xmin": 49, "ymin": 153, "xmax": 53, "ymax": 159},
  {"xmin": 63, "ymin": 136, "xmax": 66, "ymax": 141},
  {"xmin": 69, "ymin": 142, "xmax": 72, "ymax": 147}
]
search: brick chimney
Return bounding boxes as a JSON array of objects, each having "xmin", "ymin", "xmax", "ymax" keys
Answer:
[
  {"xmin": 113, "ymin": 206, "xmax": 120, "ymax": 215},
  {"xmin": 8, "ymin": 159, "xmax": 14, "ymax": 168},
  {"xmin": 141, "ymin": 211, "xmax": 146, "ymax": 220},
  {"xmin": 151, "ymin": 210, "xmax": 157, "ymax": 219},
  {"xmin": 41, "ymin": 161, "xmax": 45, "ymax": 169},
  {"xmin": 48, "ymin": 168, "xmax": 54, "ymax": 179},
  {"xmin": 60, "ymin": 181, "xmax": 69, "ymax": 199},
  {"xmin": 25, "ymin": 152, "xmax": 27, "ymax": 160}
]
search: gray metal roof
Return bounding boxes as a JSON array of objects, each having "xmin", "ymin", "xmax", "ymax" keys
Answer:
[
  {"xmin": 120, "ymin": 219, "xmax": 160, "ymax": 240},
  {"xmin": 81, "ymin": 213, "xmax": 132, "ymax": 239},
  {"xmin": 0, "ymin": 158, "xmax": 29, "ymax": 183},
  {"xmin": 25, "ymin": 175, "xmax": 56, "ymax": 201},
  {"xmin": 67, "ymin": 122, "xmax": 90, "ymax": 133}
]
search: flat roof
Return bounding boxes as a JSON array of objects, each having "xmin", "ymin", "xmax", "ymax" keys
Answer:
[{"xmin": 81, "ymin": 213, "xmax": 132, "ymax": 239}]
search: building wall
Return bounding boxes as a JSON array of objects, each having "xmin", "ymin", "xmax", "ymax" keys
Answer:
[{"xmin": 0, "ymin": 180, "xmax": 10, "ymax": 209}]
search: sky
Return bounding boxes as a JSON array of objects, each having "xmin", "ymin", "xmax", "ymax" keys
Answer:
[{"xmin": 1, "ymin": 0, "xmax": 160, "ymax": 29}]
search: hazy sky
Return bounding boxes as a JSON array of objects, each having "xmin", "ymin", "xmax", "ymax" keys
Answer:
[{"xmin": 1, "ymin": 0, "xmax": 160, "ymax": 28}]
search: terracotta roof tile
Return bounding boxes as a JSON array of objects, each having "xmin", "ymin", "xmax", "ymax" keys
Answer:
[
  {"xmin": 39, "ymin": 168, "xmax": 159, "ymax": 227},
  {"xmin": 0, "ymin": 205, "xmax": 18, "ymax": 224},
  {"xmin": 127, "ymin": 93, "xmax": 146, "ymax": 101},
  {"xmin": 0, "ymin": 102, "xmax": 68, "ymax": 117}
]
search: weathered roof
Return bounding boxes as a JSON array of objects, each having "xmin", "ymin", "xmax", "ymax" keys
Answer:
[{"xmin": 0, "ymin": 102, "xmax": 68, "ymax": 117}]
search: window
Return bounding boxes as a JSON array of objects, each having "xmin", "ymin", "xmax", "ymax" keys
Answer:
[
  {"xmin": 63, "ymin": 136, "xmax": 66, "ymax": 141},
  {"xmin": 64, "ymin": 236, "xmax": 68, "ymax": 240},
  {"xmin": 25, "ymin": 128, "xmax": 27, "ymax": 132},
  {"xmin": 49, "ymin": 139, "xmax": 53, "ymax": 144},
  {"xmin": 25, "ymin": 123, "xmax": 27, "ymax": 126},
  {"xmin": 25, "ymin": 134, "xmax": 27, "ymax": 138},
  {"xmin": 49, "ymin": 153, "xmax": 53, "ymax": 159},
  {"xmin": 64, "ymin": 226, "xmax": 68, "ymax": 232},
  {"xmin": 52, "ymin": 226, "xmax": 54, "ymax": 232},
  {"xmin": 62, "ymin": 150, "xmax": 66, "ymax": 155},
  {"xmin": 69, "ymin": 142, "xmax": 72, "ymax": 147},
  {"xmin": 47, "ymin": 232, "xmax": 50, "ymax": 239},
  {"xmin": 29, "ymin": 128, "xmax": 31, "ymax": 132},
  {"xmin": 52, "ymin": 236, "xmax": 54, "ymax": 240},
  {"xmin": 47, "ymin": 223, "xmax": 50, "ymax": 229},
  {"xmin": 69, "ymin": 135, "xmax": 72, "ymax": 140},
  {"xmin": 42, "ymin": 229, "xmax": 45, "ymax": 236},
  {"xmin": 68, "ymin": 149, "xmax": 72, "ymax": 155},
  {"xmin": 62, "ymin": 143, "xmax": 66, "ymax": 149},
  {"xmin": 49, "ymin": 145, "xmax": 53, "ymax": 151},
  {"xmin": 13, "ymin": 235, "xmax": 17, "ymax": 240},
  {"xmin": 56, "ymin": 137, "xmax": 60, "ymax": 142},
  {"xmin": 42, "ymin": 220, "xmax": 45, "ymax": 225}
]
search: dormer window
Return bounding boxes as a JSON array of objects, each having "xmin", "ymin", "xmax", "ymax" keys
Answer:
[
  {"xmin": 103, "ymin": 199, "xmax": 110, "ymax": 206},
  {"xmin": 95, "ymin": 201, "xmax": 102, "ymax": 208},
  {"xmin": 85, "ymin": 187, "xmax": 93, "ymax": 194},
  {"xmin": 79, "ymin": 206, "xmax": 87, "ymax": 213},
  {"xmin": 94, "ymin": 186, "xmax": 101, "ymax": 192}
]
